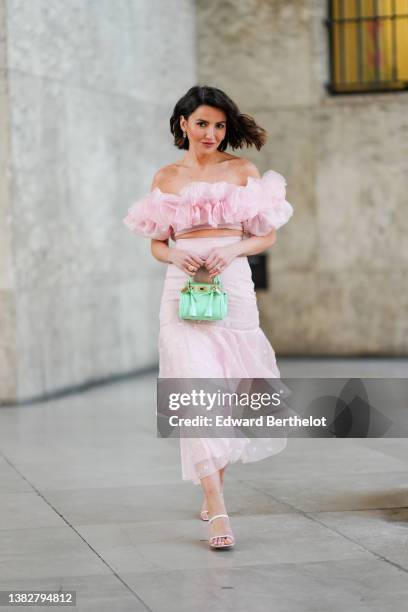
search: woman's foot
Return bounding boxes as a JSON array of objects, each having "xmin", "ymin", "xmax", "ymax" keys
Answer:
[
  {"xmin": 200, "ymin": 487, "xmax": 224, "ymax": 521},
  {"xmin": 208, "ymin": 514, "xmax": 235, "ymax": 549}
]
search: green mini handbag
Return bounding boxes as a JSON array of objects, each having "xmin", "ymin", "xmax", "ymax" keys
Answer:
[{"xmin": 178, "ymin": 274, "xmax": 228, "ymax": 321}]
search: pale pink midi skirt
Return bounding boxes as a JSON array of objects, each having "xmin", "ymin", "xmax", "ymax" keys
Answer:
[{"xmin": 159, "ymin": 235, "xmax": 287, "ymax": 485}]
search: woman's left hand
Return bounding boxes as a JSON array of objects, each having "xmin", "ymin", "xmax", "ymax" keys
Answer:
[{"xmin": 203, "ymin": 245, "xmax": 240, "ymax": 277}]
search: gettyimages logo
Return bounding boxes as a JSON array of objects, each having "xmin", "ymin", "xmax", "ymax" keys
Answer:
[{"xmin": 156, "ymin": 377, "xmax": 407, "ymax": 439}]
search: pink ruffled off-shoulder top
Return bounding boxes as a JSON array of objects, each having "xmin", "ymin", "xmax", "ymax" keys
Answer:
[{"xmin": 123, "ymin": 169, "xmax": 294, "ymax": 241}]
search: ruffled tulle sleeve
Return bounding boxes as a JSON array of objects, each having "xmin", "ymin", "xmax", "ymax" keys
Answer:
[
  {"xmin": 123, "ymin": 189, "xmax": 177, "ymax": 240},
  {"xmin": 123, "ymin": 169, "xmax": 294, "ymax": 240},
  {"xmin": 240, "ymin": 170, "xmax": 294, "ymax": 236}
]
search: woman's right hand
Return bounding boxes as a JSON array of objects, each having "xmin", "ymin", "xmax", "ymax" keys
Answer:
[{"xmin": 168, "ymin": 248, "xmax": 207, "ymax": 275}]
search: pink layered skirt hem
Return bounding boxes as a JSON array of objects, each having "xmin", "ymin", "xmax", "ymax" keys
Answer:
[{"xmin": 158, "ymin": 235, "xmax": 287, "ymax": 485}]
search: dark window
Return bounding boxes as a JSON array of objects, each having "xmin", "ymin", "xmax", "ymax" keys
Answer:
[
  {"xmin": 248, "ymin": 254, "xmax": 268, "ymax": 290},
  {"xmin": 325, "ymin": 0, "xmax": 408, "ymax": 94}
]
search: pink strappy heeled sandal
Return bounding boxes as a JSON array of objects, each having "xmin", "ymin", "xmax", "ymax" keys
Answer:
[
  {"xmin": 200, "ymin": 509, "xmax": 209, "ymax": 521},
  {"xmin": 200, "ymin": 491, "xmax": 224, "ymax": 521},
  {"xmin": 208, "ymin": 513, "xmax": 235, "ymax": 549}
]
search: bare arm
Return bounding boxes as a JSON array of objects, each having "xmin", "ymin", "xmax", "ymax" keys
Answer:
[
  {"xmin": 149, "ymin": 169, "xmax": 172, "ymax": 264},
  {"xmin": 230, "ymin": 228, "xmax": 277, "ymax": 258},
  {"xmin": 151, "ymin": 237, "xmax": 172, "ymax": 263}
]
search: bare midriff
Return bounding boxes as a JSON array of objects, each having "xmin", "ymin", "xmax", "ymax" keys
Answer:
[{"xmin": 174, "ymin": 228, "xmax": 243, "ymax": 240}]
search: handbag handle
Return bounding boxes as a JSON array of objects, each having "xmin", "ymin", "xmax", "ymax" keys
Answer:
[{"xmin": 187, "ymin": 274, "xmax": 221, "ymax": 287}]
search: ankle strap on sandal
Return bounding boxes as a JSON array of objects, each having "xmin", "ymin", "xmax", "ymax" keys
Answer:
[{"xmin": 208, "ymin": 513, "xmax": 228, "ymax": 523}]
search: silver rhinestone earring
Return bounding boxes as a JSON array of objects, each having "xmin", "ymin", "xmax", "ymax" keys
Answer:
[{"xmin": 183, "ymin": 131, "xmax": 186, "ymax": 138}]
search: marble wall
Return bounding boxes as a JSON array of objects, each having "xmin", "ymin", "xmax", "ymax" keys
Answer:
[
  {"xmin": 0, "ymin": 0, "xmax": 196, "ymax": 402},
  {"xmin": 197, "ymin": 0, "xmax": 408, "ymax": 355},
  {"xmin": 0, "ymin": 0, "xmax": 17, "ymax": 401}
]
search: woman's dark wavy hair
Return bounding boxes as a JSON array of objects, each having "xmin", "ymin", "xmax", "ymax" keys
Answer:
[{"xmin": 170, "ymin": 85, "xmax": 267, "ymax": 151}]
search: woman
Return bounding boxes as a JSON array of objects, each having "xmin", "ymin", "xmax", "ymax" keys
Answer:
[{"xmin": 123, "ymin": 85, "xmax": 294, "ymax": 550}]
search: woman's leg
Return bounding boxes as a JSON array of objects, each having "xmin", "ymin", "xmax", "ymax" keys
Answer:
[
  {"xmin": 200, "ymin": 465, "xmax": 226, "ymax": 516},
  {"xmin": 219, "ymin": 465, "xmax": 226, "ymax": 488},
  {"xmin": 200, "ymin": 467, "xmax": 233, "ymax": 546}
]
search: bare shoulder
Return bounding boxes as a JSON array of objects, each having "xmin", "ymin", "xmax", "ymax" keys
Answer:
[
  {"xmin": 150, "ymin": 165, "xmax": 178, "ymax": 192},
  {"xmin": 238, "ymin": 158, "xmax": 262, "ymax": 181}
]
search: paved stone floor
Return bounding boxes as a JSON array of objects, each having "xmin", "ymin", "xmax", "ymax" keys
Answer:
[{"xmin": 0, "ymin": 358, "xmax": 407, "ymax": 611}]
